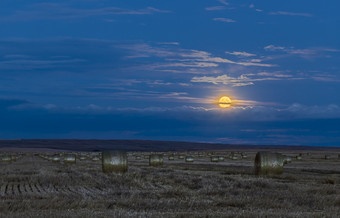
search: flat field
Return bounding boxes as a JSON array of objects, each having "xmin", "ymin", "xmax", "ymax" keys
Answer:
[{"xmin": 0, "ymin": 149, "xmax": 339, "ymax": 217}]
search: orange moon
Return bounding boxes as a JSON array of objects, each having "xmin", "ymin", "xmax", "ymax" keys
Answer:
[{"xmin": 218, "ymin": 96, "xmax": 232, "ymax": 108}]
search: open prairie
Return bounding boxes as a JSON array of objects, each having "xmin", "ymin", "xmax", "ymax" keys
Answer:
[{"xmin": 0, "ymin": 149, "xmax": 339, "ymax": 218}]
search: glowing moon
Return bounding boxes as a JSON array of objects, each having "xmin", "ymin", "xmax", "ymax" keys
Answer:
[{"xmin": 218, "ymin": 96, "xmax": 232, "ymax": 108}]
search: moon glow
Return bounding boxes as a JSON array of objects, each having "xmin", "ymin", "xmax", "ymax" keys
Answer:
[{"xmin": 218, "ymin": 96, "xmax": 232, "ymax": 108}]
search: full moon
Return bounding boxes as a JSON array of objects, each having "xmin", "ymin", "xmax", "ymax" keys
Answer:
[{"xmin": 218, "ymin": 96, "xmax": 232, "ymax": 108}]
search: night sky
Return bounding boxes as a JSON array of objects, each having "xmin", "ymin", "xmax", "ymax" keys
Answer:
[{"xmin": 0, "ymin": 0, "xmax": 339, "ymax": 146}]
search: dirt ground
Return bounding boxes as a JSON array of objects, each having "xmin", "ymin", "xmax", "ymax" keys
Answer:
[{"xmin": 0, "ymin": 149, "xmax": 339, "ymax": 217}]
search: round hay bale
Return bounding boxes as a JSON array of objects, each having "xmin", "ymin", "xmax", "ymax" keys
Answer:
[
  {"xmin": 144, "ymin": 155, "xmax": 150, "ymax": 159},
  {"xmin": 52, "ymin": 154, "xmax": 60, "ymax": 162},
  {"xmin": 185, "ymin": 156, "xmax": 194, "ymax": 162},
  {"xmin": 178, "ymin": 155, "xmax": 185, "ymax": 159},
  {"xmin": 135, "ymin": 156, "xmax": 142, "ymax": 160},
  {"xmin": 64, "ymin": 154, "xmax": 76, "ymax": 164},
  {"xmin": 230, "ymin": 155, "xmax": 238, "ymax": 160},
  {"xmin": 1, "ymin": 155, "xmax": 12, "ymax": 162},
  {"xmin": 149, "ymin": 154, "xmax": 163, "ymax": 166},
  {"xmin": 254, "ymin": 152, "xmax": 286, "ymax": 175},
  {"xmin": 296, "ymin": 156, "xmax": 302, "ymax": 160},
  {"xmin": 211, "ymin": 156, "xmax": 219, "ymax": 162},
  {"xmin": 92, "ymin": 156, "xmax": 100, "ymax": 162},
  {"xmin": 218, "ymin": 156, "xmax": 225, "ymax": 161},
  {"xmin": 102, "ymin": 151, "xmax": 128, "ymax": 173},
  {"xmin": 168, "ymin": 155, "xmax": 175, "ymax": 160},
  {"xmin": 283, "ymin": 156, "xmax": 292, "ymax": 164},
  {"xmin": 79, "ymin": 155, "xmax": 87, "ymax": 161}
]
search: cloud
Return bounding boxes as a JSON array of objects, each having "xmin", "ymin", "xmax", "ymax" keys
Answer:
[
  {"xmin": 205, "ymin": 6, "xmax": 227, "ymax": 11},
  {"xmin": 264, "ymin": 45, "xmax": 286, "ymax": 51},
  {"xmin": 213, "ymin": 18, "xmax": 236, "ymax": 23},
  {"xmin": 190, "ymin": 72, "xmax": 298, "ymax": 87},
  {"xmin": 0, "ymin": 98, "xmax": 30, "ymax": 110},
  {"xmin": 1, "ymin": 4, "xmax": 171, "ymax": 21},
  {"xmin": 0, "ymin": 58, "xmax": 85, "ymax": 70},
  {"xmin": 217, "ymin": 0, "xmax": 229, "ymax": 6},
  {"xmin": 122, "ymin": 43, "xmax": 275, "ymax": 71},
  {"xmin": 269, "ymin": 11, "xmax": 313, "ymax": 17},
  {"xmin": 256, "ymin": 72, "xmax": 293, "ymax": 78},
  {"xmin": 191, "ymin": 75, "xmax": 254, "ymax": 87},
  {"xmin": 226, "ymin": 51, "xmax": 256, "ymax": 57},
  {"xmin": 157, "ymin": 42, "xmax": 180, "ymax": 45},
  {"xmin": 264, "ymin": 44, "xmax": 340, "ymax": 60}
]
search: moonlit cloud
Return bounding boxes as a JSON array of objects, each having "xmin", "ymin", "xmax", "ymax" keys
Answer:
[
  {"xmin": 269, "ymin": 11, "xmax": 313, "ymax": 17},
  {"xmin": 217, "ymin": 0, "xmax": 229, "ymax": 6},
  {"xmin": 190, "ymin": 71, "xmax": 303, "ymax": 86},
  {"xmin": 1, "ymin": 4, "xmax": 171, "ymax": 21},
  {"xmin": 264, "ymin": 44, "xmax": 340, "ymax": 60},
  {"xmin": 205, "ymin": 6, "xmax": 226, "ymax": 11},
  {"xmin": 191, "ymin": 75, "xmax": 255, "ymax": 86},
  {"xmin": 213, "ymin": 18, "xmax": 236, "ymax": 23},
  {"xmin": 226, "ymin": 51, "xmax": 256, "ymax": 57},
  {"xmin": 121, "ymin": 42, "xmax": 275, "ymax": 71}
]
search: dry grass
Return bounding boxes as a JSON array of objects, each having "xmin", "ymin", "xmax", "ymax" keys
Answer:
[{"xmin": 0, "ymin": 150, "xmax": 339, "ymax": 217}]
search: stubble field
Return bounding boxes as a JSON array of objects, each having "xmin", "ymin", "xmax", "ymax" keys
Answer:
[{"xmin": 0, "ymin": 149, "xmax": 339, "ymax": 217}]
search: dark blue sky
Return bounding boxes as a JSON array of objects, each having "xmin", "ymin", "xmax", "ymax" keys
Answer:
[{"xmin": 0, "ymin": 0, "xmax": 340, "ymax": 146}]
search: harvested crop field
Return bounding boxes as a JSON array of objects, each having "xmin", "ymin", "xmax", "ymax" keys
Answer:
[{"xmin": 0, "ymin": 149, "xmax": 339, "ymax": 217}]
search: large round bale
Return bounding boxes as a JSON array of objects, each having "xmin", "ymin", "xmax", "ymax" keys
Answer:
[
  {"xmin": 1, "ymin": 155, "xmax": 12, "ymax": 162},
  {"xmin": 52, "ymin": 154, "xmax": 61, "ymax": 162},
  {"xmin": 254, "ymin": 152, "xmax": 287, "ymax": 176},
  {"xmin": 79, "ymin": 155, "xmax": 87, "ymax": 161},
  {"xmin": 135, "ymin": 155, "xmax": 142, "ymax": 160},
  {"xmin": 218, "ymin": 156, "xmax": 225, "ymax": 161},
  {"xmin": 102, "ymin": 151, "xmax": 128, "ymax": 173},
  {"xmin": 64, "ymin": 154, "xmax": 76, "ymax": 164},
  {"xmin": 92, "ymin": 156, "xmax": 100, "ymax": 162},
  {"xmin": 211, "ymin": 156, "xmax": 219, "ymax": 162},
  {"xmin": 185, "ymin": 156, "xmax": 194, "ymax": 162},
  {"xmin": 168, "ymin": 155, "xmax": 175, "ymax": 160},
  {"xmin": 149, "ymin": 154, "xmax": 163, "ymax": 166},
  {"xmin": 178, "ymin": 155, "xmax": 185, "ymax": 159},
  {"xmin": 230, "ymin": 155, "xmax": 238, "ymax": 160},
  {"xmin": 284, "ymin": 156, "xmax": 292, "ymax": 164},
  {"xmin": 296, "ymin": 156, "xmax": 302, "ymax": 160}
]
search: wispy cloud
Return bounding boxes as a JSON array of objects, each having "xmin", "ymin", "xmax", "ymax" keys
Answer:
[
  {"xmin": 264, "ymin": 44, "xmax": 340, "ymax": 59},
  {"xmin": 213, "ymin": 18, "xmax": 236, "ymax": 23},
  {"xmin": 226, "ymin": 51, "xmax": 256, "ymax": 57},
  {"xmin": 269, "ymin": 11, "xmax": 313, "ymax": 17},
  {"xmin": 205, "ymin": 6, "xmax": 227, "ymax": 11},
  {"xmin": 191, "ymin": 74, "xmax": 281, "ymax": 87},
  {"xmin": 121, "ymin": 43, "xmax": 275, "ymax": 72},
  {"xmin": 1, "ymin": 4, "xmax": 171, "ymax": 21},
  {"xmin": 218, "ymin": 0, "xmax": 229, "ymax": 6}
]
